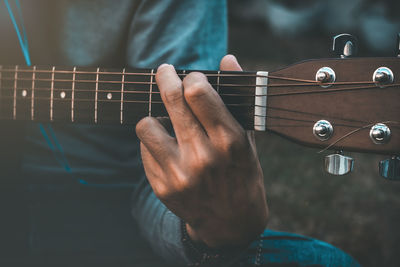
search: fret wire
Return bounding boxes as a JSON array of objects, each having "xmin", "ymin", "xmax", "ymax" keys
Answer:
[
  {"xmin": 0, "ymin": 66, "xmax": 2, "ymax": 107},
  {"xmin": 50, "ymin": 66, "xmax": 55, "ymax": 121},
  {"xmin": 31, "ymin": 66, "xmax": 36, "ymax": 120},
  {"xmin": 95, "ymin": 67, "xmax": 99, "ymax": 123},
  {"xmin": 120, "ymin": 68, "xmax": 125, "ymax": 124},
  {"xmin": 13, "ymin": 66, "xmax": 18, "ymax": 120},
  {"xmin": 217, "ymin": 70, "xmax": 220, "ymax": 94},
  {"xmin": 71, "ymin": 67, "xmax": 76, "ymax": 122},
  {"xmin": 149, "ymin": 69, "xmax": 154, "ymax": 117}
]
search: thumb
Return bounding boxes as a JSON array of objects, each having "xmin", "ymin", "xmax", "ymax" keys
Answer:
[{"xmin": 219, "ymin": 54, "xmax": 243, "ymax": 71}]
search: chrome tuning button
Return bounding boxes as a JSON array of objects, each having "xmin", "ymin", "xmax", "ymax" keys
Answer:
[
  {"xmin": 316, "ymin": 67, "xmax": 336, "ymax": 87},
  {"xmin": 373, "ymin": 67, "xmax": 394, "ymax": 87},
  {"xmin": 324, "ymin": 152, "xmax": 354, "ymax": 176},
  {"xmin": 379, "ymin": 156, "xmax": 400, "ymax": 181},
  {"xmin": 332, "ymin": 33, "xmax": 358, "ymax": 58},
  {"xmin": 369, "ymin": 123, "xmax": 391, "ymax": 144},
  {"xmin": 313, "ymin": 120, "xmax": 333, "ymax": 141}
]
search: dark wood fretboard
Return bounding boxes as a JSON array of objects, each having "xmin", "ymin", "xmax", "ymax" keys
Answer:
[{"xmin": 0, "ymin": 66, "xmax": 258, "ymax": 129}]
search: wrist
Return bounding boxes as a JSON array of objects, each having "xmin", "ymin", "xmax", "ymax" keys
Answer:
[
  {"xmin": 185, "ymin": 215, "xmax": 267, "ymax": 249},
  {"xmin": 186, "ymin": 223, "xmax": 202, "ymax": 243},
  {"xmin": 181, "ymin": 219, "xmax": 257, "ymax": 266},
  {"xmin": 181, "ymin": 219, "xmax": 222, "ymax": 265}
]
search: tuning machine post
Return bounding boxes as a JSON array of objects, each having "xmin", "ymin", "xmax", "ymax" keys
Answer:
[
  {"xmin": 324, "ymin": 151, "xmax": 354, "ymax": 176},
  {"xmin": 333, "ymin": 33, "xmax": 358, "ymax": 58}
]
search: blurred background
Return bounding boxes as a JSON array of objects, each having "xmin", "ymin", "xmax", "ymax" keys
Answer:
[{"xmin": 227, "ymin": 0, "xmax": 400, "ymax": 266}]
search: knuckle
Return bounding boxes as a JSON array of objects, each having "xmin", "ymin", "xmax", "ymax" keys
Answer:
[
  {"xmin": 172, "ymin": 179, "xmax": 190, "ymax": 196},
  {"xmin": 219, "ymin": 130, "xmax": 247, "ymax": 155},
  {"xmin": 190, "ymin": 150, "xmax": 218, "ymax": 174},
  {"xmin": 183, "ymin": 73, "xmax": 210, "ymax": 101},
  {"xmin": 156, "ymin": 182, "xmax": 188, "ymax": 201},
  {"xmin": 184, "ymin": 71, "xmax": 207, "ymax": 82},
  {"xmin": 162, "ymin": 84, "xmax": 183, "ymax": 103},
  {"xmin": 171, "ymin": 167, "xmax": 191, "ymax": 190},
  {"xmin": 156, "ymin": 165, "xmax": 191, "ymax": 198},
  {"xmin": 184, "ymin": 81, "xmax": 209, "ymax": 101},
  {"xmin": 153, "ymin": 183, "xmax": 170, "ymax": 200},
  {"xmin": 154, "ymin": 171, "xmax": 188, "ymax": 199}
]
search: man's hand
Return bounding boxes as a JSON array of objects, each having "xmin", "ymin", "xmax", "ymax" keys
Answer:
[{"xmin": 135, "ymin": 55, "xmax": 268, "ymax": 248}]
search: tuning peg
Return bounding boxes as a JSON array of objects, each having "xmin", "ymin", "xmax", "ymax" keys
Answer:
[
  {"xmin": 379, "ymin": 156, "xmax": 400, "ymax": 181},
  {"xmin": 324, "ymin": 152, "xmax": 354, "ymax": 175},
  {"xmin": 332, "ymin": 33, "xmax": 358, "ymax": 58}
]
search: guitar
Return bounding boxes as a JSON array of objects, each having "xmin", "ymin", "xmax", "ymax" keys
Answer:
[{"xmin": 0, "ymin": 41, "xmax": 399, "ymax": 178}]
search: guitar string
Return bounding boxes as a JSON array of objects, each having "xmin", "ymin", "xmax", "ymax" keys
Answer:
[
  {"xmin": 0, "ymin": 90, "xmax": 377, "ymax": 125},
  {"xmin": 0, "ymin": 83, "xmax": 397, "ymax": 101},
  {"xmin": 0, "ymin": 76, "xmax": 377, "ymax": 88},
  {"xmin": 266, "ymin": 84, "xmax": 390, "ymax": 97},
  {"xmin": 0, "ymin": 97, "xmax": 377, "ymax": 129},
  {"xmin": 0, "ymin": 68, "xmax": 311, "ymax": 82},
  {"xmin": 0, "ymin": 70, "xmax": 397, "ymax": 128},
  {"xmin": 0, "ymin": 67, "xmax": 383, "ymax": 84},
  {"xmin": 0, "ymin": 68, "xmax": 393, "ymax": 98},
  {"xmin": 2, "ymin": 67, "xmax": 399, "ymax": 101},
  {"xmin": 0, "ymin": 80, "xmax": 400, "ymax": 102},
  {"xmin": 2, "ymin": 95, "xmax": 399, "ymax": 129},
  {"xmin": 318, "ymin": 121, "xmax": 400, "ymax": 154},
  {"xmin": 0, "ymin": 82, "xmax": 396, "ymax": 98},
  {"xmin": 0, "ymin": 68, "xmax": 397, "ymax": 88}
]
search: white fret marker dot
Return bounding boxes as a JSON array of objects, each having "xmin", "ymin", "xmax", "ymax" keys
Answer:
[
  {"xmin": 60, "ymin": 91, "xmax": 66, "ymax": 99},
  {"xmin": 107, "ymin": 93, "xmax": 112, "ymax": 100},
  {"xmin": 22, "ymin": 90, "xmax": 27, "ymax": 97}
]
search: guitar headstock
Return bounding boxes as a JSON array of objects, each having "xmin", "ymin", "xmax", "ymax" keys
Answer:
[
  {"xmin": 267, "ymin": 57, "xmax": 399, "ymax": 155},
  {"xmin": 265, "ymin": 34, "xmax": 400, "ymax": 178}
]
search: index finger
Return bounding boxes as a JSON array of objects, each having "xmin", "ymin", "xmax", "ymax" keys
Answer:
[
  {"xmin": 182, "ymin": 72, "xmax": 243, "ymax": 138},
  {"xmin": 155, "ymin": 64, "xmax": 207, "ymax": 145}
]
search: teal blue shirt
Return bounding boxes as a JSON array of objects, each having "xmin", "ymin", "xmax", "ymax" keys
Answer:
[{"xmin": 1, "ymin": 0, "xmax": 227, "ymax": 265}]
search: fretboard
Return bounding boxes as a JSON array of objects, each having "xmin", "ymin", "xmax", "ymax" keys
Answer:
[{"xmin": 0, "ymin": 66, "xmax": 258, "ymax": 130}]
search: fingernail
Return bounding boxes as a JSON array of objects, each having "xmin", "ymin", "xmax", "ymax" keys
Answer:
[
  {"xmin": 226, "ymin": 54, "xmax": 237, "ymax": 61},
  {"xmin": 158, "ymin": 63, "xmax": 174, "ymax": 71},
  {"xmin": 158, "ymin": 63, "xmax": 168, "ymax": 70}
]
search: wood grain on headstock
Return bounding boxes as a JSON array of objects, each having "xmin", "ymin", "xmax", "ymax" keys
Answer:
[{"xmin": 267, "ymin": 57, "xmax": 400, "ymax": 155}]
